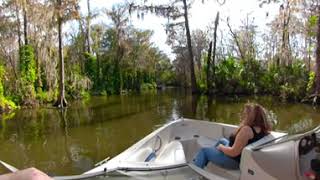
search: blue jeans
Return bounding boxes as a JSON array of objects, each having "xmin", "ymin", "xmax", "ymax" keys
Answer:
[{"xmin": 193, "ymin": 138, "xmax": 239, "ymax": 169}]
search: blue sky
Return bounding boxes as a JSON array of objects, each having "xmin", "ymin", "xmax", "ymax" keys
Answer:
[{"xmin": 77, "ymin": 0, "xmax": 279, "ymax": 59}]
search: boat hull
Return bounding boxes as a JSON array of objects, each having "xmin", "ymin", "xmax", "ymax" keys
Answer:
[{"xmin": 85, "ymin": 118, "xmax": 318, "ymax": 180}]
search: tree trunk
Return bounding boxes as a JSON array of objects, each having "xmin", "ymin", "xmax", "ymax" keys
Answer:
[
  {"xmin": 15, "ymin": 2, "xmax": 21, "ymax": 92},
  {"xmin": 23, "ymin": 4, "xmax": 28, "ymax": 45},
  {"xmin": 86, "ymin": 0, "xmax": 91, "ymax": 53},
  {"xmin": 96, "ymin": 52, "xmax": 100, "ymax": 89},
  {"xmin": 206, "ymin": 41, "xmax": 212, "ymax": 93},
  {"xmin": 15, "ymin": 4, "xmax": 22, "ymax": 50},
  {"xmin": 114, "ymin": 42, "xmax": 124, "ymax": 94},
  {"xmin": 182, "ymin": 0, "xmax": 197, "ymax": 94},
  {"xmin": 5, "ymin": 52, "xmax": 18, "ymax": 80},
  {"xmin": 308, "ymin": 37, "xmax": 312, "ymax": 72},
  {"xmin": 54, "ymin": 0, "xmax": 67, "ymax": 108},
  {"xmin": 315, "ymin": 7, "xmax": 320, "ymax": 95},
  {"xmin": 191, "ymin": 94, "xmax": 198, "ymax": 117},
  {"xmin": 227, "ymin": 20, "xmax": 244, "ymax": 60},
  {"xmin": 211, "ymin": 12, "xmax": 219, "ymax": 93},
  {"xmin": 119, "ymin": 47, "xmax": 124, "ymax": 93},
  {"xmin": 78, "ymin": 20, "xmax": 86, "ymax": 74},
  {"xmin": 184, "ymin": 65, "xmax": 187, "ymax": 88},
  {"xmin": 280, "ymin": 1, "xmax": 291, "ymax": 66},
  {"xmin": 281, "ymin": 16, "xmax": 286, "ymax": 66},
  {"xmin": 35, "ymin": 45, "xmax": 42, "ymax": 90},
  {"xmin": 304, "ymin": 36, "xmax": 308, "ymax": 70}
]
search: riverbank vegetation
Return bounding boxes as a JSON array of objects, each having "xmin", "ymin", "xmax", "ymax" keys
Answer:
[{"xmin": 0, "ymin": 0, "xmax": 319, "ymax": 112}]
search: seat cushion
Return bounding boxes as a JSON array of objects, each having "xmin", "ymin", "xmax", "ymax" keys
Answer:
[
  {"xmin": 155, "ymin": 141, "xmax": 186, "ymax": 164},
  {"xmin": 126, "ymin": 147, "xmax": 153, "ymax": 162},
  {"xmin": 197, "ymin": 136, "xmax": 217, "ymax": 148}
]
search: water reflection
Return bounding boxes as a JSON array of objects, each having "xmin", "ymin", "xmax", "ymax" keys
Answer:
[{"xmin": 0, "ymin": 88, "xmax": 319, "ymax": 176}]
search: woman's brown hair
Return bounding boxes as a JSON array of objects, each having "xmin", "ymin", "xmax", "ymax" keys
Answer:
[{"xmin": 237, "ymin": 103, "xmax": 272, "ymax": 134}]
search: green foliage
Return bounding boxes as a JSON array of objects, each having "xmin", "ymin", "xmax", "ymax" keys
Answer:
[
  {"xmin": 159, "ymin": 71, "xmax": 175, "ymax": 84},
  {"xmin": 260, "ymin": 65, "xmax": 279, "ymax": 94},
  {"xmin": 87, "ymin": 27, "xmax": 173, "ymax": 95},
  {"xmin": 209, "ymin": 56, "xmax": 309, "ymax": 101},
  {"xmin": 196, "ymin": 57, "xmax": 208, "ymax": 94},
  {"xmin": 0, "ymin": 65, "xmax": 5, "ymax": 96},
  {"xmin": 307, "ymin": 72, "xmax": 315, "ymax": 93},
  {"xmin": 36, "ymin": 89, "xmax": 58, "ymax": 104},
  {"xmin": 80, "ymin": 91, "xmax": 91, "ymax": 99},
  {"xmin": 66, "ymin": 65, "xmax": 92, "ymax": 99},
  {"xmin": 0, "ymin": 96, "xmax": 17, "ymax": 110},
  {"xmin": 197, "ymin": 81, "xmax": 207, "ymax": 93},
  {"xmin": 140, "ymin": 82, "xmax": 157, "ymax": 92},
  {"xmin": 240, "ymin": 59, "xmax": 263, "ymax": 94},
  {"xmin": 308, "ymin": 15, "xmax": 318, "ymax": 37},
  {"xmin": 84, "ymin": 52, "xmax": 97, "ymax": 82},
  {"xmin": 19, "ymin": 45, "xmax": 36, "ymax": 85},
  {"xmin": 0, "ymin": 0, "xmax": 317, "ymax": 108},
  {"xmin": 0, "ymin": 65, "xmax": 17, "ymax": 112},
  {"xmin": 19, "ymin": 45, "xmax": 37, "ymax": 102},
  {"xmin": 215, "ymin": 57, "xmax": 243, "ymax": 94},
  {"xmin": 268, "ymin": 62, "xmax": 309, "ymax": 101},
  {"xmin": 309, "ymin": 15, "xmax": 318, "ymax": 27},
  {"xmin": 157, "ymin": 58, "xmax": 176, "ymax": 86}
]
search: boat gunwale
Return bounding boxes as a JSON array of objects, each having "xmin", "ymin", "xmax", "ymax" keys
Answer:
[{"xmin": 115, "ymin": 163, "xmax": 188, "ymax": 172}]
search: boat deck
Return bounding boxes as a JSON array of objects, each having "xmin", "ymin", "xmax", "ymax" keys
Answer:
[{"xmin": 206, "ymin": 163, "xmax": 240, "ymax": 180}]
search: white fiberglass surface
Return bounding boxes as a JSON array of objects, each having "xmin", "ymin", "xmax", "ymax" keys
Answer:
[{"xmin": 80, "ymin": 167, "xmax": 202, "ymax": 180}]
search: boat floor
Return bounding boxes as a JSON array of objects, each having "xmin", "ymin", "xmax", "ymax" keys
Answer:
[
  {"xmin": 186, "ymin": 136, "xmax": 240, "ymax": 180},
  {"xmin": 206, "ymin": 163, "xmax": 239, "ymax": 180}
]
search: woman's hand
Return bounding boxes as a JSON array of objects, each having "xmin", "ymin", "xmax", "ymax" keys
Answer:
[
  {"xmin": 13, "ymin": 168, "xmax": 52, "ymax": 180},
  {"xmin": 217, "ymin": 144, "xmax": 224, "ymax": 152},
  {"xmin": 0, "ymin": 168, "xmax": 53, "ymax": 180}
]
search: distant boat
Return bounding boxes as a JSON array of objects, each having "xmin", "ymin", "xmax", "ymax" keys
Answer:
[{"xmin": 1, "ymin": 118, "xmax": 319, "ymax": 180}]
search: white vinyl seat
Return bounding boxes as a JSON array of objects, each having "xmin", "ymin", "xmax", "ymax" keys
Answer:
[
  {"xmin": 126, "ymin": 147, "xmax": 153, "ymax": 162},
  {"xmin": 155, "ymin": 141, "xmax": 186, "ymax": 164},
  {"xmin": 196, "ymin": 136, "xmax": 217, "ymax": 148}
]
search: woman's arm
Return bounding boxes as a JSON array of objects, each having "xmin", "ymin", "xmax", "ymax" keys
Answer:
[{"xmin": 217, "ymin": 126, "xmax": 253, "ymax": 157}]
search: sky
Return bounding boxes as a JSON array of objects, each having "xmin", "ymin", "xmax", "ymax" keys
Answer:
[{"xmin": 77, "ymin": 0, "xmax": 280, "ymax": 60}]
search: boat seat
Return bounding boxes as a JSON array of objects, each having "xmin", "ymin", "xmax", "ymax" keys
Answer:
[
  {"xmin": 196, "ymin": 136, "xmax": 217, "ymax": 148},
  {"xmin": 246, "ymin": 132, "xmax": 286, "ymax": 149},
  {"xmin": 126, "ymin": 147, "xmax": 153, "ymax": 162},
  {"xmin": 155, "ymin": 140, "xmax": 186, "ymax": 164}
]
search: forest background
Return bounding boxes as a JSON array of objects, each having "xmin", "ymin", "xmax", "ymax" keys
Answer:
[{"xmin": 0, "ymin": 0, "xmax": 319, "ymax": 113}]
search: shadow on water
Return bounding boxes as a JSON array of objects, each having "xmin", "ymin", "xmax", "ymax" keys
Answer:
[{"xmin": 0, "ymin": 88, "xmax": 319, "ymax": 175}]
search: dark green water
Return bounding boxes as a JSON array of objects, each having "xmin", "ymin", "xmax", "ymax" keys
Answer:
[{"xmin": 0, "ymin": 89, "xmax": 319, "ymax": 176}]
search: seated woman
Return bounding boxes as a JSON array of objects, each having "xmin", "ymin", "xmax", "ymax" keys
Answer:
[{"xmin": 193, "ymin": 103, "xmax": 272, "ymax": 169}]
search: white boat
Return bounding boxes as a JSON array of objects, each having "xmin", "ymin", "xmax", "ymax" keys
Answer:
[
  {"xmin": 1, "ymin": 118, "xmax": 319, "ymax": 180},
  {"xmin": 80, "ymin": 118, "xmax": 320, "ymax": 180}
]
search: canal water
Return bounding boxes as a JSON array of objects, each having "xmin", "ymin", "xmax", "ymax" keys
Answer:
[{"xmin": 0, "ymin": 88, "xmax": 319, "ymax": 177}]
